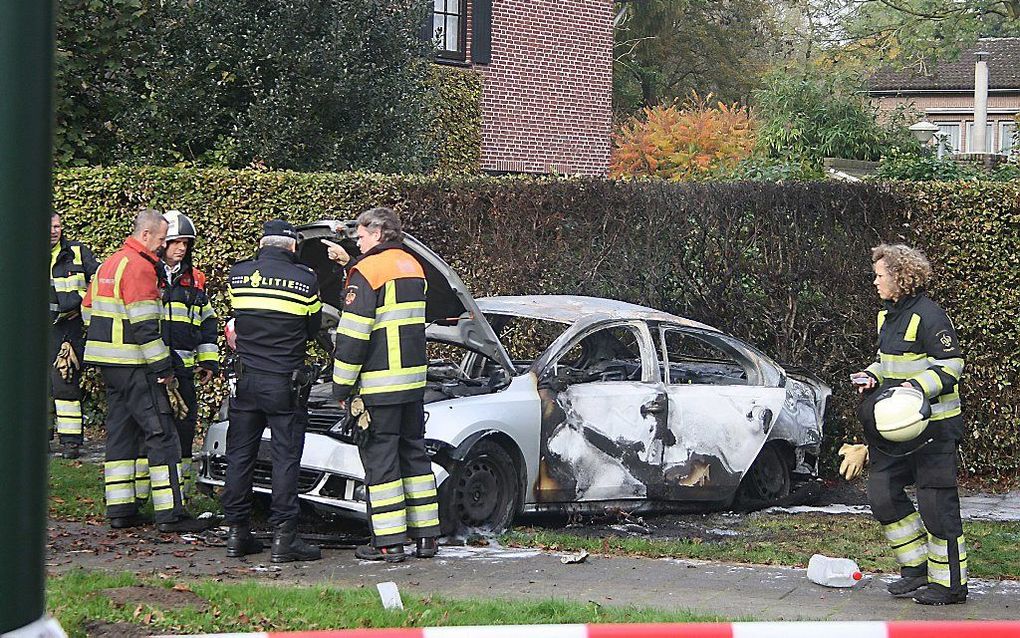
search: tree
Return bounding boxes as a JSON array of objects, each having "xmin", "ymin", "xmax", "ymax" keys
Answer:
[
  {"xmin": 793, "ymin": 0, "xmax": 1020, "ymax": 68},
  {"xmin": 54, "ymin": 0, "xmax": 156, "ymax": 166},
  {"xmin": 613, "ymin": 0, "xmax": 779, "ymax": 114},
  {"xmin": 54, "ymin": 0, "xmax": 436, "ymax": 172},
  {"xmin": 752, "ymin": 68, "xmax": 918, "ymax": 162}
]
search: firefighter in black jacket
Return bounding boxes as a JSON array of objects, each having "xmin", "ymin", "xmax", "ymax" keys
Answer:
[
  {"xmin": 849, "ymin": 243, "xmax": 967, "ymax": 606},
  {"xmin": 333, "ymin": 207, "xmax": 440, "ymax": 563},
  {"xmin": 222, "ymin": 219, "xmax": 323, "ymax": 562},
  {"xmin": 49, "ymin": 213, "xmax": 99, "ymax": 459},
  {"xmin": 157, "ymin": 210, "xmax": 218, "ymax": 499}
]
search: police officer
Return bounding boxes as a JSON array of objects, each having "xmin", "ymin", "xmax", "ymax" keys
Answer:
[
  {"xmin": 82, "ymin": 209, "xmax": 208, "ymax": 532},
  {"xmin": 222, "ymin": 219, "xmax": 322, "ymax": 562},
  {"xmin": 333, "ymin": 207, "xmax": 440, "ymax": 563},
  {"xmin": 49, "ymin": 212, "xmax": 99, "ymax": 459},
  {"xmin": 851, "ymin": 243, "xmax": 967, "ymax": 606},
  {"xmin": 157, "ymin": 210, "xmax": 219, "ymax": 499}
]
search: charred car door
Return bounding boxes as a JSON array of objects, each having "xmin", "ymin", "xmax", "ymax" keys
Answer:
[
  {"xmin": 655, "ymin": 325, "xmax": 786, "ymax": 502},
  {"xmin": 534, "ymin": 319, "xmax": 671, "ymax": 503}
]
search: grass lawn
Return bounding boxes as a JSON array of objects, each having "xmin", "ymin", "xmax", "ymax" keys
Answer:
[
  {"xmin": 504, "ymin": 513, "xmax": 1020, "ymax": 580},
  {"xmin": 49, "ymin": 570, "xmax": 724, "ymax": 638}
]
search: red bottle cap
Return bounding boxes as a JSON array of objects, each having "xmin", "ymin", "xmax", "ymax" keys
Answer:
[{"xmin": 853, "ymin": 572, "xmax": 863, "ymax": 581}]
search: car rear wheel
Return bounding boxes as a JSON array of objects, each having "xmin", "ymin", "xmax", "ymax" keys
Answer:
[
  {"xmin": 440, "ymin": 440, "xmax": 519, "ymax": 536},
  {"xmin": 735, "ymin": 443, "xmax": 791, "ymax": 506}
]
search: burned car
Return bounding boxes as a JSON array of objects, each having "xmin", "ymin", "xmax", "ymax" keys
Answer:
[{"xmin": 197, "ymin": 221, "xmax": 829, "ymax": 535}]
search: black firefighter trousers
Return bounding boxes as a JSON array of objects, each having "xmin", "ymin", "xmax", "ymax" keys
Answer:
[
  {"xmin": 221, "ymin": 370, "xmax": 307, "ymax": 527},
  {"xmin": 359, "ymin": 400, "xmax": 440, "ymax": 547},
  {"xmin": 860, "ymin": 390, "xmax": 967, "ymax": 592},
  {"xmin": 101, "ymin": 366, "xmax": 186, "ymax": 524},
  {"xmin": 49, "ymin": 319, "xmax": 85, "ymax": 445}
]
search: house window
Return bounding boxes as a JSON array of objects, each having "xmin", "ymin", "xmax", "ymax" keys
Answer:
[
  {"xmin": 965, "ymin": 121, "xmax": 994, "ymax": 153},
  {"xmin": 935, "ymin": 123, "xmax": 961, "ymax": 154},
  {"xmin": 1000, "ymin": 121, "xmax": 1018, "ymax": 155},
  {"xmin": 433, "ymin": 0, "xmax": 466, "ymax": 60}
]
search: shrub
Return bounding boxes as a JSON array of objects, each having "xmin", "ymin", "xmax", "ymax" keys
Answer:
[{"xmin": 610, "ymin": 98, "xmax": 756, "ymax": 180}]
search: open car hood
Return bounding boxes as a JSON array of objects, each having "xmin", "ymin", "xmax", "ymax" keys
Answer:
[{"xmin": 296, "ymin": 220, "xmax": 514, "ymax": 372}]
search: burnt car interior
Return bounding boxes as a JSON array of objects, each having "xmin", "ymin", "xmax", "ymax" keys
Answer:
[
  {"xmin": 543, "ymin": 324, "xmax": 645, "ymax": 390},
  {"xmin": 658, "ymin": 328, "xmax": 753, "ymax": 386}
]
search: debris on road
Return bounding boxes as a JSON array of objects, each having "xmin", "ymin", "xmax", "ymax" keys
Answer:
[{"xmin": 561, "ymin": 549, "xmax": 589, "ymax": 565}]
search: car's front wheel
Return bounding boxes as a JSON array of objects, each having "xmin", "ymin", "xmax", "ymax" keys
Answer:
[{"xmin": 439, "ymin": 439, "xmax": 519, "ymax": 537}]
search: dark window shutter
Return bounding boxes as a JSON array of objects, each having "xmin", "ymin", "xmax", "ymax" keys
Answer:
[
  {"xmin": 420, "ymin": 0, "xmax": 434, "ymax": 43},
  {"xmin": 472, "ymin": 0, "xmax": 492, "ymax": 64}
]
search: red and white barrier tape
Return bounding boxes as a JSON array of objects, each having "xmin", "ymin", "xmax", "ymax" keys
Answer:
[{"xmin": 165, "ymin": 621, "xmax": 1020, "ymax": 638}]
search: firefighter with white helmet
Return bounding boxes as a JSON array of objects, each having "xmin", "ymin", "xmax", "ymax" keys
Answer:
[
  {"xmin": 150, "ymin": 209, "xmax": 219, "ymax": 501},
  {"xmin": 840, "ymin": 243, "xmax": 967, "ymax": 606}
]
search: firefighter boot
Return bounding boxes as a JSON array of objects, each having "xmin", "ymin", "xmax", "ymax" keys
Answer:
[
  {"xmin": 914, "ymin": 583, "xmax": 967, "ymax": 606},
  {"xmin": 415, "ymin": 537, "xmax": 439, "ymax": 558},
  {"xmin": 226, "ymin": 524, "xmax": 264, "ymax": 558},
  {"xmin": 271, "ymin": 520, "xmax": 321, "ymax": 563},
  {"xmin": 888, "ymin": 566, "xmax": 928, "ymax": 596},
  {"xmin": 355, "ymin": 544, "xmax": 407, "ymax": 563}
]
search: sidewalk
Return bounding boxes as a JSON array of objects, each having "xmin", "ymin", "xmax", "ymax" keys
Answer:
[
  {"xmin": 770, "ymin": 491, "xmax": 1020, "ymax": 522},
  {"xmin": 47, "ymin": 522, "xmax": 1019, "ymax": 622}
]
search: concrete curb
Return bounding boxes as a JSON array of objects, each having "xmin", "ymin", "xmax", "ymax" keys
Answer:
[{"xmin": 159, "ymin": 621, "xmax": 1020, "ymax": 638}]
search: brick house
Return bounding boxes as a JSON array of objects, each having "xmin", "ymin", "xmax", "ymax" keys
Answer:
[
  {"xmin": 868, "ymin": 38, "xmax": 1020, "ymax": 155},
  {"xmin": 428, "ymin": 0, "xmax": 614, "ymax": 175}
]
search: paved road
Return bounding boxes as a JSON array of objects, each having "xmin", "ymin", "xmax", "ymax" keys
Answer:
[{"xmin": 48, "ymin": 522, "xmax": 1019, "ymax": 622}]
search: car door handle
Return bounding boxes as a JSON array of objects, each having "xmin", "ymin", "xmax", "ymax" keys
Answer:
[{"xmin": 641, "ymin": 398, "xmax": 666, "ymax": 417}]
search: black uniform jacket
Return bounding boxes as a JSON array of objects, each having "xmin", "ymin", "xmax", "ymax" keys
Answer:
[
  {"xmin": 50, "ymin": 237, "xmax": 99, "ymax": 325},
  {"xmin": 863, "ymin": 291, "xmax": 965, "ymax": 445},
  {"xmin": 228, "ymin": 246, "xmax": 322, "ymax": 375},
  {"xmin": 158, "ymin": 256, "xmax": 219, "ymax": 374}
]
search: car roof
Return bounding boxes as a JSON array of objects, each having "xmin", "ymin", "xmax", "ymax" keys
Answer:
[{"xmin": 476, "ymin": 295, "xmax": 719, "ymax": 331}]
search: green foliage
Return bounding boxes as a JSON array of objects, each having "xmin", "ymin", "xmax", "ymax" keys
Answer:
[
  {"xmin": 752, "ymin": 69, "xmax": 919, "ymax": 162},
  {"xmin": 711, "ymin": 156, "xmax": 826, "ymax": 181},
  {"xmin": 897, "ymin": 182, "xmax": 1020, "ymax": 479},
  {"xmin": 53, "ymin": 168, "xmax": 1020, "ymax": 478},
  {"xmin": 613, "ymin": 0, "xmax": 777, "ymax": 113},
  {"xmin": 54, "ymin": 0, "xmax": 156, "ymax": 166},
  {"xmin": 877, "ymin": 149, "xmax": 1020, "ymax": 181},
  {"xmin": 427, "ymin": 66, "xmax": 483, "ymax": 175},
  {"xmin": 54, "ymin": 0, "xmax": 435, "ymax": 172}
]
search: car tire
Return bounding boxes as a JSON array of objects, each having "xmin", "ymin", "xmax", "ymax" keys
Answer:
[
  {"xmin": 735, "ymin": 443, "xmax": 791, "ymax": 507},
  {"xmin": 439, "ymin": 440, "xmax": 519, "ymax": 537}
]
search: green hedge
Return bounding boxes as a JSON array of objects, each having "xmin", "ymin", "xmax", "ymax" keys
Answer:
[
  {"xmin": 427, "ymin": 65, "xmax": 482, "ymax": 175},
  {"xmin": 53, "ymin": 168, "xmax": 1020, "ymax": 480}
]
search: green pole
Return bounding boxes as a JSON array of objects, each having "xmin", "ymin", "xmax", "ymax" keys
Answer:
[{"xmin": 0, "ymin": 0, "xmax": 53, "ymax": 633}]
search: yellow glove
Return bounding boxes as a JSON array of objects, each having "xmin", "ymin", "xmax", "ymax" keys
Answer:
[
  {"xmin": 52, "ymin": 341, "xmax": 80, "ymax": 382},
  {"xmin": 165, "ymin": 376, "xmax": 190, "ymax": 421},
  {"xmin": 838, "ymin": 443, "xmax": 869, "ymax": 481}
]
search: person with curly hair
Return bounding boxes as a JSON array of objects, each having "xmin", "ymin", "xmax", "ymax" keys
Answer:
[{"xmin": 840, "ymin": 243, "xmax": 968, "ymax": 605}]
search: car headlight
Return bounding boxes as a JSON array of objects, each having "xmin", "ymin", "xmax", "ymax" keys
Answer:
[{"xmin": 353, "ymin": 484, "xmax": 366, "ymax": 502}]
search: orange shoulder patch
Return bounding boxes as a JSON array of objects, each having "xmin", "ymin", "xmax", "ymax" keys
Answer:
[{"xmin": 355, "ymin": 249, "xmax": 425, "ymax": 290}]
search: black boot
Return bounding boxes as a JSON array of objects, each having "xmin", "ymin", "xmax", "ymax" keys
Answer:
[
  {"xmin": 157, "ymin": 515, "xmax": 215, "ymax": 533},
  {"xmin": 888, "ymin": 566, "xmax": 928, "ymax": 596},
  {"xmin": 271, "ymin": 520, "xmax": 321, "ymax": 563},
  {"xmin": 355, "ymin": 544, "xmax": 406, "ymax": 563},
  {"xmin": 914, "ymin": 583, "xmax": 967, "ymax": 605},
  {"xmin": 61, "ymin": 442, "xmax": 81, "ymax": 460},
  {"xmin": 415, "ymin": 537, "xmax": 439, "ymax": 558},
  {"xmin": 109, "ymin": 513, "xmax": 153, "ymax": 529},
  {"xmin": 226, "ymin": 524, "xmax": 264, "ymax": 558}
]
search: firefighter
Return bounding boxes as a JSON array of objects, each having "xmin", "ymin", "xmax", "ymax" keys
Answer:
[
  {"xmin": 848, "ymin": 243, "xmax": 967, "ymax": 606},
  {"xmin": 49, "ymin": 213, "xmax": 99, "ymax": 459},
  {"xmin": 157, "ymin": 210, "xmax": 219, "ymax": 500},
  {"xmin": 222, "ymin": 219, "xmax": 323, "ymax": 562},
  {"xmin": 82, "ymin": 209, "xmax": 209, "ymax": 532},
  {"xmin": 333, "ymin": 207, "xmax": 440, "ymax": 563}
]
